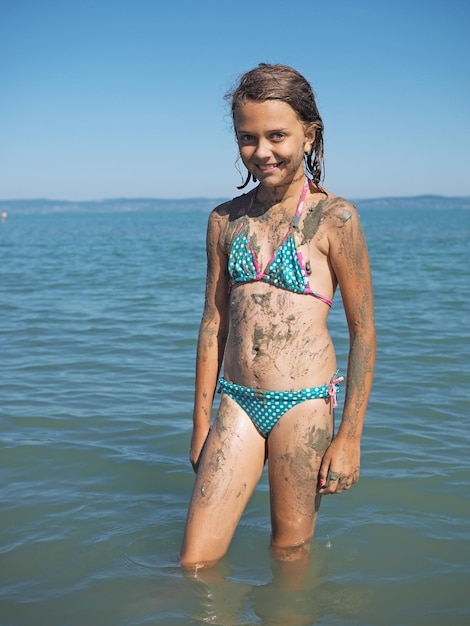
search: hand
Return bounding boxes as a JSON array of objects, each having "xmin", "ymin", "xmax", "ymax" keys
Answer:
[
  {"xmin": 317, "ymin": 433, "xmax": 360, "ymax": 495},
  {"xmin": 189, "ymin": 425, "xmax": 210, "ymax": 474}
]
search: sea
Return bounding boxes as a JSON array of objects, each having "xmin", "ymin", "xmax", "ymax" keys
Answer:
[{"xmin": 1, "ymin": 197, "xmax": 469, "ymax": 626}]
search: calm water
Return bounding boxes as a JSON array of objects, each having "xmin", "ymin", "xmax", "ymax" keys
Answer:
[{"xmin": 1, "ymin": 204, "xmax": 469, "ymax": 626}]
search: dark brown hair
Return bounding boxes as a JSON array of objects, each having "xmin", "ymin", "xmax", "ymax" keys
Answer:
[{"xmin": 225, "ymin": 63, "xmax": 325, "ymax": 189}]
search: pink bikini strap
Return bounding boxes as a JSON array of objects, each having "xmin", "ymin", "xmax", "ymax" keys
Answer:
[
  {"xmin": 328, "ymin": 371, "xmax": 345, "ymax": 408},
  {"xmin": 293, "ymin": 179, "xmax": 309, "ymax": 225}
]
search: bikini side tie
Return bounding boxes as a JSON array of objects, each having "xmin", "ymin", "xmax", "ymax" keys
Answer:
[{"xmin": 328, "ymin": 371, "xmax": 345, "ymax": 408}]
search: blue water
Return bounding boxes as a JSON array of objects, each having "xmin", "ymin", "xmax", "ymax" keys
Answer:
[{"xmin": 1, "ymin": 205, "xmax": 469, "ymax": 625}]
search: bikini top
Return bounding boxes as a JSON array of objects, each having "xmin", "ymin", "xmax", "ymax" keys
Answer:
[{"xmin": 228, "ymin": 179, "xmax": 333, "ymax": 307}]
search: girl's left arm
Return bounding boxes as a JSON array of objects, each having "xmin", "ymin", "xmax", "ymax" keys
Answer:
[{"xmin": 319, "ymin": 205, "xmax": 376, "ymax": 494}]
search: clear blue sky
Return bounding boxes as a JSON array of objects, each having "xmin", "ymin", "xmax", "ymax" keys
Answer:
[{"xmin": 1, "ymin": 0, "xmax": 469, "ymax": 200}]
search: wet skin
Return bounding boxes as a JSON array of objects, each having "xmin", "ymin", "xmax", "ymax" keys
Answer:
[{"xmin": 181, "ymin": 100, "xmax": 376, "ymax": 569}]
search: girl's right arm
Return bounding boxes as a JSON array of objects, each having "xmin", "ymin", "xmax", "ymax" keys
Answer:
[{"xmin": 190, "ymin": 208, "xmax": 230, "ymax": 472}]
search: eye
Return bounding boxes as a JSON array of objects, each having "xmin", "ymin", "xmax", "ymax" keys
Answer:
[
  {"xmin": 237, "ymin": 134, "xmax": 256, "ymax": 145},
  {"xmin": 271, "ymin": 132, "xmax": 285, "ymax": 141}
]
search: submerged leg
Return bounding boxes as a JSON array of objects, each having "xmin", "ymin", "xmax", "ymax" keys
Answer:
[{"xmin": 180, "ymin": 393, "xmax": 266, "ymax": 569}]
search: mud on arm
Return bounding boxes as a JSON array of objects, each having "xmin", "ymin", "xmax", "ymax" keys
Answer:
[
  {"xmin": 190, "ymin": 209, "xmax": 230, "ymax": 471},
  {"xmin": 319, "ymin": 205, "xmax": 376, "ymax": 493}
]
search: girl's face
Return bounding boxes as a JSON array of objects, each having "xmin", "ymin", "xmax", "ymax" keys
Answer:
[{"xmin": 234, "ymin": 100, "xmax": 315, "ymax": 188}]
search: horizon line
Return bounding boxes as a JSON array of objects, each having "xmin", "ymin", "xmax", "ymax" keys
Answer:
[{"xmin": 1, "ymin": 192, "xmax": 470, "ymax": 204}]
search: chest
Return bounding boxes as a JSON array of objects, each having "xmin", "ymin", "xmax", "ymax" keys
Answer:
[{"xmin": 227, "ymin": 203, "xmax": 326, "ymax": 270}]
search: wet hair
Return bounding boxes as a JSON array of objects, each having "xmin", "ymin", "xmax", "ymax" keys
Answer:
[{"xmin": 225, "ymin": 63, "xmax": 325, "ymax": 189}]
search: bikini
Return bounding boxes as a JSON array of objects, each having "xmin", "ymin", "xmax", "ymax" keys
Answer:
[
  {"xmin": 219, "ymin": 179, "xmax": 343, "ymax": 438},
  {"xmin": 219, "ymin": 374, "xmax": 344, "ymax": 438},
  {"xmin": 227, "ymin": 179, "xmax": 333, "ymax": 306}
]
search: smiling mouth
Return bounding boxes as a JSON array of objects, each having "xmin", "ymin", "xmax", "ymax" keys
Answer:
[{"xmin": 257, "ymin": 162, "xmax": 281, "ymax": 172}]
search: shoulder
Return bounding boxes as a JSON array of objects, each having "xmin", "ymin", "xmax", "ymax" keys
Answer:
[
  {"xmin": 208, "ymin": 190, "xmax": 253, "ymax": 232},
  {"xmin": 317, "ymin": 192, "xmax": 369, "ymax": 262},
  {"xmin": 315, "ymin": 190, "xmax": 358, "ymax": 227},
  {"xmin": 319, "ymin": 192, "xmax": 364, "ymax": 241},
  {"xmin": 211, "ymin": 190, "xmax": 253, "ymax": 220},
  {"xmin": 301, "ymin": 189, "xmax": 359, "ymax": 244},
  {"xmin": 206, "ymin": 191, "xmax": 253, "ymax": 247}
]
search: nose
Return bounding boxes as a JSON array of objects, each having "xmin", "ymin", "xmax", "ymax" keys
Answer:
[{"xmin": 254, "ymin": 138, "xmax": 272, "ymax": 159}]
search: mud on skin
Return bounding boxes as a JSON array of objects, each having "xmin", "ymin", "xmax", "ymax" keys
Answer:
[
  {"xmin": 301, "ymin": 197, "xmax": 353, "ymax": 244},
  {"xmin": 251, "ymin": 321, "xmax": 301, "ymax": 361},
  {"xmin": 276, "ymin": 420, "xmax": 332, "ymax": 515},
  {"xmin": 194, "ymin": 402, "xmax": 236, "ymax": 505}
]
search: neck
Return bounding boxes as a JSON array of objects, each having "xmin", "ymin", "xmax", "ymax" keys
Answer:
[{"xmin": 256, "ymin": 174, "xmax": 307, "ymax": 206}]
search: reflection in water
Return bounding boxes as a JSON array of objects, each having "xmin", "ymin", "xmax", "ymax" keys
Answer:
[
  {"xmin": 189, "ymin": 564, "xmax": 253, "ymax": 625},
  {"xmin": 185, "ymin": 544, "xmax": 370, "ymax": 625}
]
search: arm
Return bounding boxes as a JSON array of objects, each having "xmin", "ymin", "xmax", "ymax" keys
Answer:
[
  {"xmin": 189, "ymin": 209, "xmax": 230, "ymax": 472},
  {"xmin": 319, "ymin": 206, "xmax": 376, "ymax": 493}
]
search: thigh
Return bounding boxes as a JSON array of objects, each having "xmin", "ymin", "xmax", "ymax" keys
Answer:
[
  {"xmin": 267, "ymin": 398, "xmax": 333, "ymax": 547},
  {"xmin": 181, "ymin": 393, "xmax": 266, "ymax": 567}
]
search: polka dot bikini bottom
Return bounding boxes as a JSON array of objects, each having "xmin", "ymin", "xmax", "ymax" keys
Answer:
[{"xmin": 218, "ymin": 372, "xmax": 343, "ymax": 438}]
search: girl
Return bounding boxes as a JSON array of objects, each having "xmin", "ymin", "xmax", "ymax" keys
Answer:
[{"xmin": 180, "ymin": 64, "xmax": 376, "ymax": 569}]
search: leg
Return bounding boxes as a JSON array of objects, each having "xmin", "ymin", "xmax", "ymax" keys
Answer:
[
  {"xmin": 267, "ymin": 398, "xmax": 333, "ymax": 554},
  {"xmin": 181, "ymin": 393, "xmax": 266, "ymax": 568},
  {"xmin": 183, "ymin": 561, "xmax": 251, "ymax": 625}
]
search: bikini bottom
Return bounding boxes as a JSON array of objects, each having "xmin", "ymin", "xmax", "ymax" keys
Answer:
[{"xmin": 218, "ymin": 372, "xmax": 343, "ymax": 438}]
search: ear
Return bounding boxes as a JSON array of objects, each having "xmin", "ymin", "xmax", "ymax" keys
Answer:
[{"xmin": 304, "ymin": 124, "xmax": 316, "ymax": 153}]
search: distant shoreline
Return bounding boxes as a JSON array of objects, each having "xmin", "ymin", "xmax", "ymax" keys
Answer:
[{"xmin": 0, "ymin": 194, "xmax": 469, "ymax": 214}]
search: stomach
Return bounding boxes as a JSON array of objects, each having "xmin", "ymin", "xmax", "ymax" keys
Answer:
[{"xmin": 223, "ymin": 283, "xmax": 336, "ymax": 391}]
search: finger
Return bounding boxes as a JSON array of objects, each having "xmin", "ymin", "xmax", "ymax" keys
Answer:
[
  {"xmin": 326, "ymin": 470, "xmax": 340, "ymax": 493},
  {"xmin": 337, "ymin": 478, "xmax": 352, "ymax": 491},
  {"xmin": 319, "ymin": 470, "xmax": 340, "ymax": 493},
  {"xmin": 317, "ymin": 460, "xmax": 332, "ymax": 490}
]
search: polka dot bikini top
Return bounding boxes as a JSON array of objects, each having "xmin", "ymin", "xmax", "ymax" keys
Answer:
[{"xmin": 228, "ymin": 179, "xmax": 333, "ymax": 307}]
